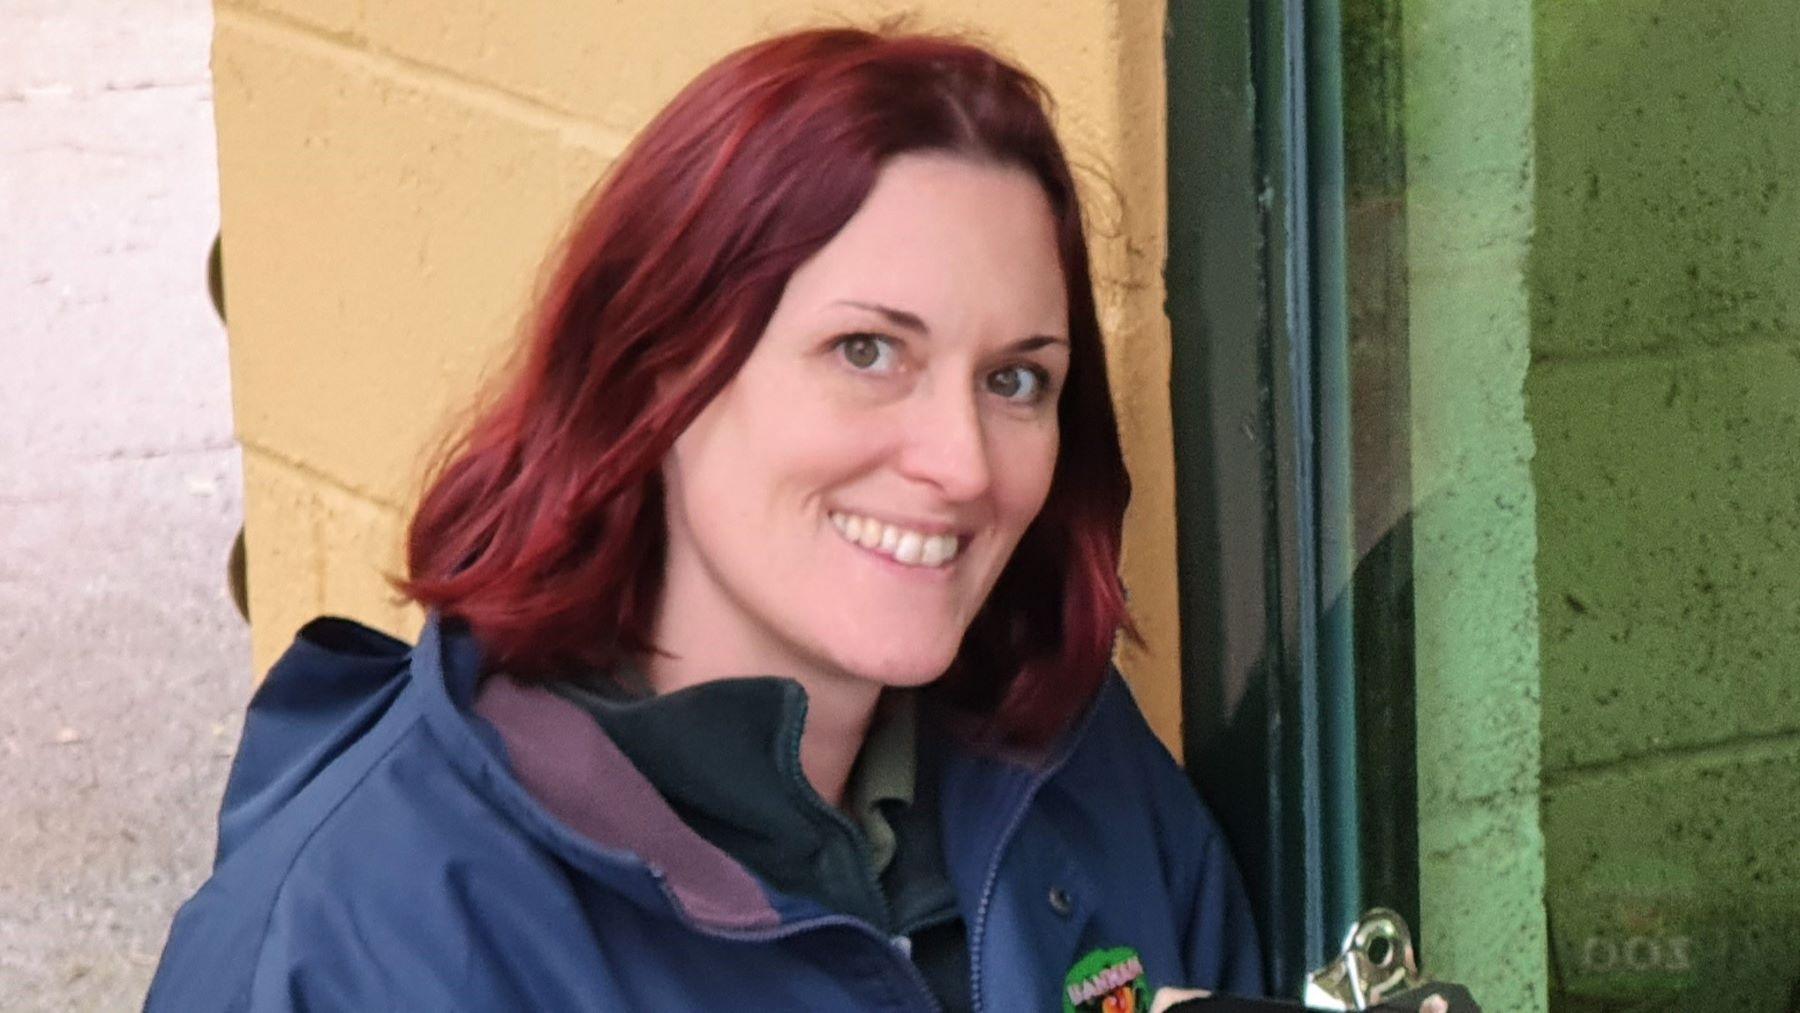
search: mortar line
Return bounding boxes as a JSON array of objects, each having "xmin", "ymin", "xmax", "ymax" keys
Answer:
[
  {"xmin": 240, "ymin": 441, "xmax": 406, "ymax": 514},
  {"xmin": 215, "ymin": 5, "xmax": 632, "ymax": 157},
  {"xmin": 1528, "ymin": 332, "xmax": 1800, "ymax": 371},
  {"xmin": 1542, "ymin": 726, "xmax": 1800, "ymax": 791}
]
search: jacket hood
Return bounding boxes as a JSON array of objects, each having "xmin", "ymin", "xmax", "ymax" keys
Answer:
[{"xmin": 215, "ymin": 617, "xmax": 414, "ymax": 864}]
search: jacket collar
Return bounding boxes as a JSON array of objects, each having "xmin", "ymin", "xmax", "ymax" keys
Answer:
[
  {"xmin": 472, "ymin": 672, "xmax": 779, "ymax": 929},
  {"xmin": 407, "ymin": 615, "xmax": 770, "ymax": 927},
  {"xmin": 411, "ymin": 613, "xmax": 1104, "ymax": 935}
]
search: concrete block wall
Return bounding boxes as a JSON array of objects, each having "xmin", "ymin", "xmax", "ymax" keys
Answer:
[
  {"xmin": 1529, "ymin": 0, "xmax": 1800, "ymax": 1005},
  {"xmin": 211, "ymin": 0, "xmax": 1190, "ymax": 747}
]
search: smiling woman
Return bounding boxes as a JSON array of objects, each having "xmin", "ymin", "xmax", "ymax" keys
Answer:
[
  {"xmin": 398, "ymin": 35, "xmax": 1129, "ymax": 756},
  {"xmin": 655, "ymin": 154, "xmax": 1072, "ymax": 804},
  {"xmin": 147, "ymin": 27, "xmax": 1265, "ymax": 1012}
]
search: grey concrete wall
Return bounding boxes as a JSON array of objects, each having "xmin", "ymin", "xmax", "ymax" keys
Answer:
[{"xmin": 0, "ymin": 1, "xmax": 248, "ymax": 1007}]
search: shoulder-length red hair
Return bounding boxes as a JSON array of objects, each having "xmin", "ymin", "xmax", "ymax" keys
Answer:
[{"xmin": 403, "ymin": 27, "xmax": 1132, "ymax": 746}]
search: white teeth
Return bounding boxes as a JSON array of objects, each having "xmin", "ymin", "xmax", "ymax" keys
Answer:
[
  {"xmin": 920, "ymin": 535, "xmax": 950, "ymax": 567},
  {"xmin": 894, "ymin": 532, "xmax": 923, "ymax": 565},
  {"xmin": 827, "ymin": 511, "xmax": 961, "ymax": 569}
]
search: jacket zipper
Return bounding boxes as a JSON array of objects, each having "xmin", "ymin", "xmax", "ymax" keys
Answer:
[
  {"xmin": 964, "ymin": 686, "xmax": 1107, "ymax": 1012},
  {"xmin": 965, "ymin": 764, "xmax": 1056, "ymax": 1013}
]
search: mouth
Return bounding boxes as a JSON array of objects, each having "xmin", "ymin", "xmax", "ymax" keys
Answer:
[{"xmin": 828, "ymin": 510, "xmax": 965, "ymax": 569}]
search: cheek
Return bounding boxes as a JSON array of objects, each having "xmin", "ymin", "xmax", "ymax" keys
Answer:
[
  {"xmin": 664, "ymin": 402, "xmax": 772, "ymax": 549},
  {"xmin": 993, "ymin": 424, "xmax": 1060, "ymax": 528},
  {"xmin": 671, "ymin": 390, "xmax": 884, "ymax": 533}
]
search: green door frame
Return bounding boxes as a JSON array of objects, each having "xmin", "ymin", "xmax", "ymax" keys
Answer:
[{"xmin": 1167, "ymin": 0, "xmax": 1415, "ymax": 994}]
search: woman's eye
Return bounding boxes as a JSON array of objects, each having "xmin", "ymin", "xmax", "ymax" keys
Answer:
[
  {"xmin": 986, "ymin": 364, "xmax": 1049, "ymax": 403},
  {"xmin": 837, "ymin": 334, "xmax": 897, "ymax": 373}
]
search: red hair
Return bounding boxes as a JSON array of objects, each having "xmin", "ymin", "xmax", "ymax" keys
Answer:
[{"xmin": 403, "ymin": 27, "xmax": 1132, "ymax": 745}]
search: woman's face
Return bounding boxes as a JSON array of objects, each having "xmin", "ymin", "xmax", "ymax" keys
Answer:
[{"xmin": 657, "ymin": 153, "xmax": 1069, "ymax": 690}]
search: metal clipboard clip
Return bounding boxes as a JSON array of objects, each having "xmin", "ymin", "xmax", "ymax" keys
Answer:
[
  {"xmin": 1302, "ymin": 909, "xmax": 1481, "ymax": 1012},
  {"xmin": 1151, "ymin": 909, "xmax": 1482, "ymax": 1011}
]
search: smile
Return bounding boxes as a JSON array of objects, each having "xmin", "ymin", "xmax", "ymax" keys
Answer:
[{"xmin": 828, "ymin": 510, "xmax": 963, "ymax": 568}]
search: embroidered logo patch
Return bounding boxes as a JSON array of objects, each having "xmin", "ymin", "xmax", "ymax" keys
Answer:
[{"xmin": 1062, "ymin": 946, "xmax": 1149, "ymax": 1013}]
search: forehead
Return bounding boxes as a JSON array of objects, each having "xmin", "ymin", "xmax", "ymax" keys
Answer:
[{"xmin": 779, "ymin": 153, "xmax": 1068, "ymax": 330}]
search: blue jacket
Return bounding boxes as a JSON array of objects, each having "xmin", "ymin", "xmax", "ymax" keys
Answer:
[{"xmin": 148, "ymin": 615, "xmax": 1263, "ymax": 1010}]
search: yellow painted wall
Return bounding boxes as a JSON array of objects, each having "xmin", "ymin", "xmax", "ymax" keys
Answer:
[{"xmin": 214, "ymin": 0, "xmax": 1184, "ymax": 752}]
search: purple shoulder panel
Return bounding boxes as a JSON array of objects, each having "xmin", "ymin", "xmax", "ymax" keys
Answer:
[{"xmin": 472, "ymin": 675, "xmax": 779, "ymax": 930}]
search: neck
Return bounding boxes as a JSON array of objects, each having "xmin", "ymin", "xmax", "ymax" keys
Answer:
[{"xmin": 641, "ymin": 649, "xmax": 881, "ymax": 808}]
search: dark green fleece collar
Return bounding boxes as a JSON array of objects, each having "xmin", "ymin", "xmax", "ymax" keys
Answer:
[{"xmin": 548, "ymin": 672, "xmax": 944, "ymax": 933}]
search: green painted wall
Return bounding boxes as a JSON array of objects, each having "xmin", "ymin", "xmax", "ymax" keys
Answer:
[
  {"xmin": 1529, "ymin": 0, "xmax": 1800, "ymax": 1007},
  {"xmin": 1402, "ymin": 3, "xmax": 1548, "ymax": 1009}
]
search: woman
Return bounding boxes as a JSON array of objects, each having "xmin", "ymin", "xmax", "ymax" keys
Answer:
[{"xmin": 149, "ymin": 27, "xmax": 1263, "ymax": 1011}]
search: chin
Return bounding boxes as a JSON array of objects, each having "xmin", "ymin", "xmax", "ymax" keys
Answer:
[{"xmin": 827, "ymin": 635, "xmax": 962, "ymax": 689}]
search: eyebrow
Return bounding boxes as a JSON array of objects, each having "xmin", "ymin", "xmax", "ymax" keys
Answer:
[{"xmin": 834, "ymin": 300, "xmax": 1069, "ymax": 352}]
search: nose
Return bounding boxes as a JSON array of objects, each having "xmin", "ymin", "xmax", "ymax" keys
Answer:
[{"xmin": 897, "ymin": 380, "xmax": 993, "ymax": 502}]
